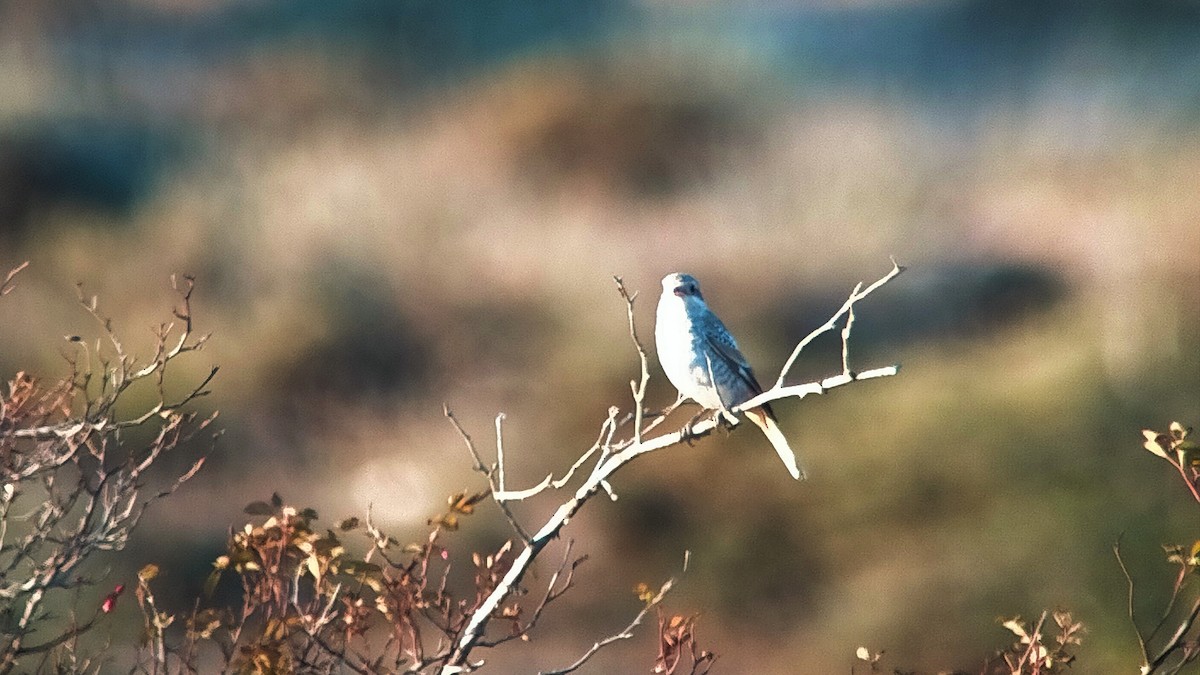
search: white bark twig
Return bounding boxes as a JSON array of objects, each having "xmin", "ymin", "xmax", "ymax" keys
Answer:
[
  {"xmin": 494, "ymin": 414, "xmax": 507, "ymax": 494},
  {"xmin": 631, "ymin": 396, "xmax": 685, "ymax": 443},
  {"xmin": 492, "ymin": 475, "xmax": 554, "ymax": 502},
  {"xmin": 614, "ymin": 277, "xmax": 651, "ymax": 445},
  {"xmin": 735, "ymin": 365, "xmax": 899, "ymax": 413},
  {"xmin": 443, "ymin": 407, "xmax": 531, "ymax": 543},
  {"xmin": 841, "ymin": 302, "xmax": 855, "ymax": 376},
  {"xmin": 774, "ymin": 257, "xmax": 904, "ymax": 388},
  {"xmin": 552, "ymin": 408, "xmax": 617, "ymax": 490}
]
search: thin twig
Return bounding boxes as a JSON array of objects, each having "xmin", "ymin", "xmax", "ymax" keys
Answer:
[
  {"xmin": 443, "ymin": 406, "xmax": 531, "ymax": 543},
  {"xmin": 1147, "ymin": 597, "xmax": 1200, "ymax": 674},
  {"xmin": 630, "ymin": 397, "xmax": 684, "ymax": 444},
  {"xmin": 476, "ymin": 540, "xmax": 586, "ymax": 649},
  {"xmin": 1, "ymin": 261, "xmax": 30, "ymax": 296},
  {"xmin": 727, "ymin": 366, "xmax": 898, "ymax": 419},
  {"xmin": 493, "ymin": 475, "xmax": 553, "ymax": 502},
  {"xmin": 614, "ymin": 276, "xmax": 651, "ymax": 445},
  {"xmin": 552, "ymin": 409, "xmax": 618, "ymax": 490},
  {"xmin": 1114, "ymin": 538, "xmax": 1150, "ymax": 668},
  {"xmin": 495, "ymin": 414, "xmax": 507, "ymax": 494},
  {"xmin": 1016, "ymin": 610, "xmax": 1049, "ymax": 672},
  {"xmin": 541, "ymin": 572, "xmax": 680, "ymax": 674},
  {"xmin": 1148, "ymin": 563, "xmax": 1189, "ymax": 648},
  {"xmin": 444, "ymin": 405, "xmax": 488, "ymax": 473},
  {"xmin": 841, "ymin": 302, "xmax": 855, "ymax": 376},
  {"xmin": 1170, "ymin": 458, "xmax": 1200, "ymax": 504},
  {"xmin": 775, "ymin": 258, "xmax": 903, "ymax": 388}
]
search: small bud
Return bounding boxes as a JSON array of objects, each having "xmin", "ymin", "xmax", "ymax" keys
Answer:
[{"xmin": 101, "ymin": 584, "xmax": 126, "ymax": 613}]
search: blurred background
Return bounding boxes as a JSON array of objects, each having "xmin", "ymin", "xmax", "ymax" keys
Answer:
[{"xmin": 1, "ymin": 0, "xmax": 1199, "ymax": 671}]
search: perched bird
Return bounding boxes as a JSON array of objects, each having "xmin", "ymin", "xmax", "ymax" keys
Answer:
[{"xmin": 655, "ymin": 272, "xmax": 805, "ymax": 480}]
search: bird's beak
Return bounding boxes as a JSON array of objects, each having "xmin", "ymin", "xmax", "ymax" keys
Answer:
[{"xmin": 672, "ymin": 286, "xmax": 686, "ymax": 297}]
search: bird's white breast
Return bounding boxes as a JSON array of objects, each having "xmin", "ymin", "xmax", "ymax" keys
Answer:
[{"xmin": 655, "ymin": 294, "xmax": 721, "ymax": 408}]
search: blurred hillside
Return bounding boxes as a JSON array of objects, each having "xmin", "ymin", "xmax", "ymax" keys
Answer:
[{"xmin": 1, "ymin": 0, "xmax": 1198, "ymax": 671}]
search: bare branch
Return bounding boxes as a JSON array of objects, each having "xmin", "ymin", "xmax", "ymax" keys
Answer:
[
  {"xmin": 0, "ymin": 275, "xmax": 215, "ymax": 672},
  {"xmin": 492, "ymin": 475, "xmax": 553, "ymax": 502},
  {"xmin": 443, "ymin": 406, "xmax": 531, "ymax": 543},
  {"xmin": 614, "ymin": 276, "xmax": 651, "ymax": 445},
  {"xmin": 735, "ymin": 365, "xmax": 899, "ymax": 414},
  {"xmin": 841, "ymin": 301, "xmax": 855, "ymax": 376},
  {"xmin": 542, "ymin": 574, "xmax": 679, "ymax": 675},
  {"xmin": 444, "ymin": 405, "xmax": 489, "ymax": 474},
  {"xmin": 552, "ymin": 408, "xmax": 618, "ymax": 490},
  {"xmin": 495, "ymin": 413, "xmax": 508, "ymax": 494},
  {"xmin": 1148, "ymin": 598, "xmax": 1200, "ymax": 675},
  {"xmin": 1114, "ymin": 537, "xmax": 1150, "ymax": 668},
  {"xmin": 775, "ymin": 258, "xmax": 903, "ymax": 388}
]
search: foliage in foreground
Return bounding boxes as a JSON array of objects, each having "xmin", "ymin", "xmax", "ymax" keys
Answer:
[
  {"xmin": 0, "ymin": 264, "xmax": 213, "ymax": 674},
  {"xmin": 128, "ymin": 492, "xmax": 714, "ymax": 674}
]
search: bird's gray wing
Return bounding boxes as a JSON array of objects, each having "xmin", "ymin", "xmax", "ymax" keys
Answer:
[{"xmin": 701, "ymin": 316, "xmax": 772, "ymax": 412}]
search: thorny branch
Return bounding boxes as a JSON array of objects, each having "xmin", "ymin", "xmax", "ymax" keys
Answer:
[{"xmin": 441, "ymin": 261, "xmax": 902, "ymax": 672}]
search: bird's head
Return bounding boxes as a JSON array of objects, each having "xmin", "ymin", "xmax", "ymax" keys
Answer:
[{"xmin": 661, "ymin": 273, "xmax": 704, "ymax": 301}]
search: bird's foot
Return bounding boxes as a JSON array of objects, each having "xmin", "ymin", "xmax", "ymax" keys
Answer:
[
  {"xmin": 679, "ymin": 409, "xmax": 709, "ymax": 445},
  {"xmin": 647, "ymin": 396, "xmax": 688, "ymax": 420}
]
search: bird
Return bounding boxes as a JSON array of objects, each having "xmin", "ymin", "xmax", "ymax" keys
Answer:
[{"xmin": 655, "ymin": 272, "xmax": 805, "ymax": 480}]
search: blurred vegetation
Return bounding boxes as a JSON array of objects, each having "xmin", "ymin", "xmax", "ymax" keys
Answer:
[{"xmin": 1, "ymin": 0, "xmax": 1198, "ymax": 671}]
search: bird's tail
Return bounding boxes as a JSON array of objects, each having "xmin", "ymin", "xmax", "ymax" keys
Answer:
[{"xmin": 744, "ymin": 407, "xmax": 806, "ymax": 480}]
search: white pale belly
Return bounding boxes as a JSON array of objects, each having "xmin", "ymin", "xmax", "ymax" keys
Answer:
[{"xmin": 655, "ymin": 298, "xmax": 723, "ymax": 409}]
